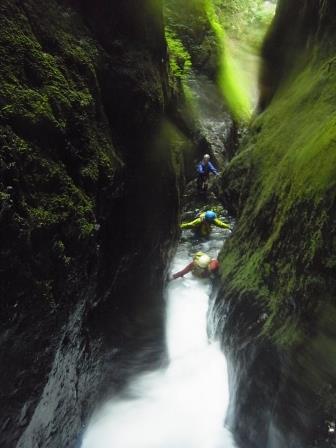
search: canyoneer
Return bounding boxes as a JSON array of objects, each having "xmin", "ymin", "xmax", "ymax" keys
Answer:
[
  {"xmin": 170, "ymin": 252, "xmax": 220, "ymax": 280},
  {"xmin": 180, "ymin": 210, "xmax": 230, "ymax": 237},
  {"xmin": 196, "ymin": 154, "xmax": 219, "ymax": 192}
]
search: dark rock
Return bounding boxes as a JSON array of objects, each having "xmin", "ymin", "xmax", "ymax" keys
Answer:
[
  {"xmin": 0, "ymin": 1, "xmax": 183, "ymax": 447},
  {"xmin": 216, "ymin": 1, "xmax": 336, "ymax": 446}
]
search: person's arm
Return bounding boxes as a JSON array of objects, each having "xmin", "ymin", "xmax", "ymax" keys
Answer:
[
  {"xmin": 197, "ymin": 163, "xmax": 205, "ymax": 174},
  {"xmin": 208, "ymin": 161, "xmax": 219, "ymax": 175},
  {"xmin": 180, "ymin": 217, "xmax": 202, "ymax": 229},
  {"xmin": 213, "ymin": 218, "xmax": 230, "ymax": 229},
  {"xmin": 172, "ymin": 262, "xmax": 194, "ymax": 279}
]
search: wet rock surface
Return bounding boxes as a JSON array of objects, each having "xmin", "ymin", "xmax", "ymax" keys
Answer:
[
  {"xmin": 0, "ymin": 1, "xmax": 180, "ymax": 446},
  {"xmin": 214, "ymin": 1, "xmax": 336, "ymax": 446}
]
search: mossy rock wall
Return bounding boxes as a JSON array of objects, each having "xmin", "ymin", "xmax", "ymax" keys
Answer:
[
  {"xmin": 259, "ymin": 0, "xmax": 336, "ymax": 108},
  {"xmin": 164, "ymin": 0, "xmax": 218, "ymax": 78},
  {"xmin": 215, "ymin": 0, "xmax": 336, "ymax": 446},
  {"xmin": 0, "ymin": 1, "xmax": 183, "ymax": 447}
]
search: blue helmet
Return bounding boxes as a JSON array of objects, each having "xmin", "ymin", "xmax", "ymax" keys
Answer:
[{"xmin": 204, "ymin": 210, "xmax": 217, "ymax": 222}]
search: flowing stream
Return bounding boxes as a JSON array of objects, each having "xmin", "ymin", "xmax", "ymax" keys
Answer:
[{"xmin": 82, "ymin": 225, "xmax": 235, "ymax": 448}]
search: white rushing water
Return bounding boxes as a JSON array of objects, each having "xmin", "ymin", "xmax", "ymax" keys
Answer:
[{"xmin": 82, "ymin": 227, "xmax": 235, "ymax": 448}]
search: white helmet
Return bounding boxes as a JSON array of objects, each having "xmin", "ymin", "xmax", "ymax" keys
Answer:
[
  {"xmin": 203, "ymin": 154, "xmax": 210, "ymax": 160},
  {"xmin": 194, "ymin": 252, "xmax": 211, "ymax": 268}
]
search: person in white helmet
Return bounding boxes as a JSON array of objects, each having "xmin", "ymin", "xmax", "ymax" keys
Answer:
[
  {"xmin": 171, "ymin": 252, "xmax": 220, "ymax": 280},
  {"xmin": 196, "ymin": 154, "xmax": 219, "ymax": 192}
]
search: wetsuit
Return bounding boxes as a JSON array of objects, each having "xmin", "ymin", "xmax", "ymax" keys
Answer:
[
  {"xmin": 196, "ymin": 161, "xmax": 218, "ymax": 191},
  {"xmin": 180, "ymin": 212, "xmax": 230, "ymax": 237},
  {"xmin": 173, "ymin": 253, "xmax": 213, "ymax": 279},
  {"xmin": 197, "ymin": 161, "xmax": 219, "ymax": 176}
]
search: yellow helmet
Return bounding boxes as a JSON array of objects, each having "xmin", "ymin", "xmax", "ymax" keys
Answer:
[{"xmin": 193, "ymin": 252, "xmax": 211, "ymax": 268}]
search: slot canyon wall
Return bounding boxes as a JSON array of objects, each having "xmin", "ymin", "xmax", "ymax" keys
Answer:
[
  {"xmin": 215, "ymin": 1, "xmax": 336, "ymax": 447},
  {"xmin": 0, "ymin": 0, "xmax": 185, "ymax": 446}
]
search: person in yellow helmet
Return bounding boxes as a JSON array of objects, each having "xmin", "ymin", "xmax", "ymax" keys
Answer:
[
  {"xmin": 180, "ymin": 210, "xmax": 230, "ymax": 237},
  {"xmin": 171, "ymin": 252, "xmax": 220, "ymax": 280}
]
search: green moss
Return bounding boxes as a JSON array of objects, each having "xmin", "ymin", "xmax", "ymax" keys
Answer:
[
  {"xmin": 0, "ymin": 191, "xmax": 10, "ymax": 201},
  {"xmin": 163, "ymin": 0, "xmax": 217, "ymax": 75},
  {"xmin": 250, "ymin": 65, "xmax": 336, "ymax": 208},
  {"xmin": 165, "ymin": 29, "xmax": 192, "ymax": 81},
  {"xmin": 0, "ymin": 0, "xmax": 122, "ymax": 308},
  {"xmin": 266, "ymin": 316, "xmax": 305, "ymax": 346},
  {"xmin": 220, "ymin": 47, "xmax": 336, "ymax": 347}
]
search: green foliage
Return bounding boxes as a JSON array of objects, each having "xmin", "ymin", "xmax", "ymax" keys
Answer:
[
  {"xmin": 163, "ymin": 0, "xmax": 275, "ymax": 116},
  {"xmin": 163, "ymin": 0, "xmax": 218, "ymax": 76},
  {"xmin": 165, "ymin": 29, "xmax": 192, "ymax": 80},
  {"xmin": 215, "ymin": 0, "xmax": 276, "ymax": 52}
]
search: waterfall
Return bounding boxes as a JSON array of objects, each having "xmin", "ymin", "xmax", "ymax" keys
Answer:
[{"xmin": 82, "ymin": 225, "xmax": 235, "ymax": 448}]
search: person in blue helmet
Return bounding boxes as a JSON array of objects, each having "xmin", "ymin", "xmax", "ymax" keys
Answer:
[
  {"xmin": 180, "ymin": 210, "xmax": 230, "ymax": 237},
  {"xmin": 196, "ymin": 154, "xmax": 219, "ymax": 192}
]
